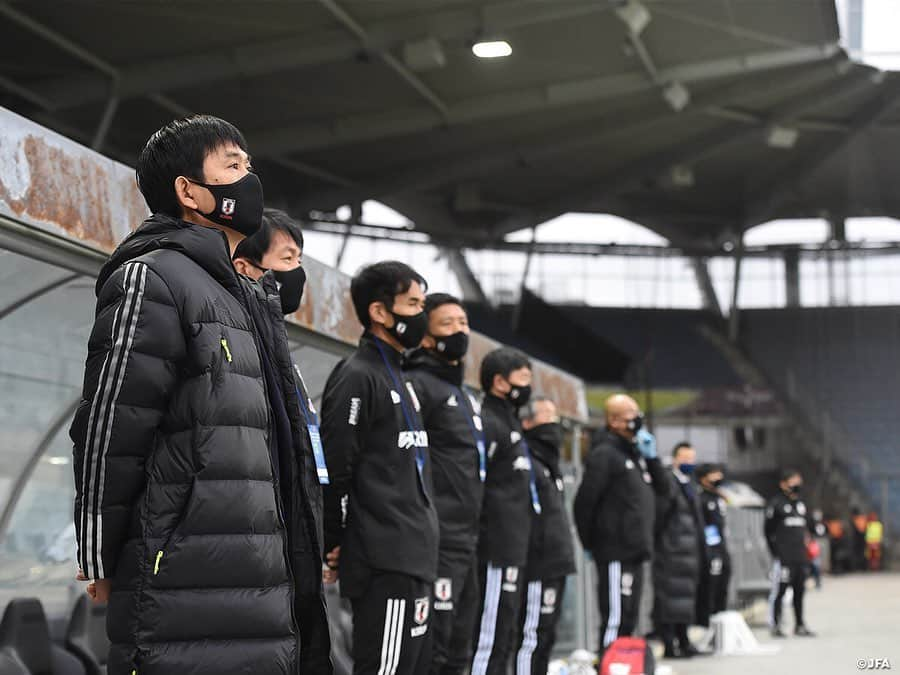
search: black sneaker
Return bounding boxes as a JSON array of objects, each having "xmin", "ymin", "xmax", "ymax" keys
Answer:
[
  {"xmin": 795, "ymin": 625, "xmax": 816, "ymax": 637},
  {"xmin": 771, "ymin": 626, "xmax": 787, "ymax": 638}
]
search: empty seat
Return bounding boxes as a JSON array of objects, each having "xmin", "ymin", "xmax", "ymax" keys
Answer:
[
  {"xmin": 65, "ymin": 597, "xmax": 108, "ymax": 675},
  {"xmin": 0, "ymin": 599, "xmax": 85, "ymax": 675}
]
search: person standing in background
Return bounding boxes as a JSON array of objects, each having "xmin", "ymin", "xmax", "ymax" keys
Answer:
[
  {"xmin": 695, "ymin": 463, "xmax": 731, "ymax": 625},
  {"xmin": 514, "ymin": 396, "xmax": 576, "ymax": 675},
  {"xmin": 573, "ymin": 395, "xmax": 669, "ymax": 659}
]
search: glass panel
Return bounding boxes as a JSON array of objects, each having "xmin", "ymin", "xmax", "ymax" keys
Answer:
[
  {"xmin": 0, "ymin": 427, "xmax": 80, "ymax": 617},
  {"xmin": 289, "ymin": 342, "xmax": 348, "ymax": 405},
  {"xmin": 0, "ymin": 249, "xmax": 95, "ymax": 617}
]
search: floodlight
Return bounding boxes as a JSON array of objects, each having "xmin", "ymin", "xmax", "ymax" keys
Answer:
[{"xmin": 472, "ymin": 41, "xmax": 512, "ymax": 58}]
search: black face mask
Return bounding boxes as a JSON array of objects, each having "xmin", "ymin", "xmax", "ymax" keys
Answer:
[
  {"xmin": 788, "ymin": 484, "xmax": 802, "ymax": 496},
  {"xmin": 626, "ymin": 413, "xmax": 644, "ymax": 434},
  {"xmin": 189, "ymin": 172, "xmax": 264, "ymax": 237},
  {"xmin": 711, "ymin": 478, "xmax": 724, "ymax": 488},
  {"xmin": 526, "ymin": 422, "xmax": 564, "ymax": 450},
  {"xmin": 387, "ymin": 309, "xmax": 428, "ymax": 350},
  {"xmin": 507, "ymin": 383, "xmax": 532, "ymax": 408},
  {"xmin": 273, "ymin": 266, "xmax": 306, "ymax": 315},
  {"xmin": 432, "ymin": 331, "xmax": 469, "ymax": 361}
]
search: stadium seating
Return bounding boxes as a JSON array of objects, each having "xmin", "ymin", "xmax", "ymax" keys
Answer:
[
  {"xmin": 741, "ymin": 306, "xmax": 900, "ymax": 527},
  {"xmin": 0, "ymin": 598, "xmax": 84, "ymax": 675},
  {"xmin": 558, "ymin": 306, "xmax": 744, "ymax": 389},
  {"xmin": 65, "ymin": 597, "xmax": 108, "ymax": 675}
]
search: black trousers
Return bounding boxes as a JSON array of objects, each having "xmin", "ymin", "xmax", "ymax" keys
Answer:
[
  {"xmin": 470, "ymin": 562, "xmax": 523, "ymax": 675},
  {"xmin": 513, "ymin": 576, "xmax": 567, "ymax": 675},
  {"xmin": 351, "ymin": 571, "xmax": 432, "ymax": 675},
  {"xmin": 597, "ymin": 560, "xmax": 643, "ymax": 653},
  {"xmin": 429, "ymin": 547, "xmax": 480, "ymax": 675},
  {"xmin": 696, "ymin": 549, "xmax": 731, "ymax": 627},
  {"xmin": 768, "ymin": 560, "xmax": 807, "ymax": 628}
]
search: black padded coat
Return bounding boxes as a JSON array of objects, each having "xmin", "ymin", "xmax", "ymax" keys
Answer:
[
  {"xmin": 652, "ymin": 471, "xmax": 706, "ymax": 625},
  {"xmin": 70, "ymin": 214, "xmax": 322, "ymax": 674}
]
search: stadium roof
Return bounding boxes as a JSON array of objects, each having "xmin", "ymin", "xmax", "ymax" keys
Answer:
[{"xmin": 2, "ymin": 0, "xmax": 895, "ymax": 251}]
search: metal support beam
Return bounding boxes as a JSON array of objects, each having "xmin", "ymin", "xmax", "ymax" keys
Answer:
[
  {"xmin": 443, "ymin": 248, "xmax": 488, "ymax": 304},
  {"xmin": 728, "ymin": 243, "xmax": 744, "ymax": 342},
  {"xmin": 691, "ymin": 257, "xmax": 722, "ymax": 316},
  {"xmin": 250, "ymin": 43, "xmax": 839, "ymax": 155},
  {"xmin": 490, "ymin": 120, "xmax": 761, "ymax": 239},
  {"xmin": 91, "ymin": 94, "xmax": 120, "ymax": 150},
  {"xmin": 743, "ymin": 76, "xmax": 900, "ymax": 227},
  {"xmin": 784, "ymin": 248, "xmax": 801, "ymax": 308},
  {"xmin": 27, "ymin": 1, "xmax": 613, "ymax": 111},
  {"xmin": 316, "ymin": 0, "xmax": 448, "ymax": 118},
  {"xmin": 295, "ymin": 59, "xmax": 845, "ymax": 210}
]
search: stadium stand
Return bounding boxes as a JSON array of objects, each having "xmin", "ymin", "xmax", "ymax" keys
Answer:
[{"xmin": 742, "ymin": 306, "xmax": 900, "ymax": 527}]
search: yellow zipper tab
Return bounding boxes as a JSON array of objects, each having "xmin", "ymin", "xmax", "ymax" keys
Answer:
[
  {"xmin": 132, "ymin": 670, "xmax": 137, "ymax": 675},
  {"xmin": 220, "ymin": 338, "xmax": 233, "ymax": 363},
  {"xmin": 153, "ymin": 550, "xmax": 163, "ymax": 575}
]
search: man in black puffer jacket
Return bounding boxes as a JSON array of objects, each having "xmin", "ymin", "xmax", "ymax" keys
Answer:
[
  {"xmin": 404, "ymin": 293, "xmax": 485, "ymax": 675},
  {"xmin": 652, "ymin": 442, "xmax": 706, "ymax": 659},
  {"xmin": 515, "ymin": 396, "xmax": 576, "ymax": 675},
  {"xmin": 71, "ymin": 116, "xmax": 315, "ymax": 675},
  {"xmin": 71, "ymin": 116, "xmax": 315, "ymax": 674},
  {"xmin": 233, "ymin": 209, "xmax": 332, "ymax": 673},
  {"xmin": 573, "ymin": 394, "xmax": 669, "ymax": 658}
]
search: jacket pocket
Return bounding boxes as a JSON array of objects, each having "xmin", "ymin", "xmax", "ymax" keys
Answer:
[{"xmin": 151, "ymin": 477, "xmax": 198, "ymax": 578}]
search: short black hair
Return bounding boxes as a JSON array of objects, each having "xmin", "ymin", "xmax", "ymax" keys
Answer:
[
  {"xmin": 672, "ymin": 441, "xmax": 693, "ymax": 457},
  {"xmin": 350, "ymin": 261, "xmax": 427, "ymax": 328},
  {"xmin": 136, "ymin": 115, "xmax": 248, "ymax": 216},
  {"xmin": 696, "ymin": 462, "xmax": 722, "ymax": 480},
  {"xmin": 480, "ymin": 347, "xmax": 532, "ymax": 393},
  {"xmin": 233, "ymin": 208, "xmax": 304, "ymax": 264},
  {"xmin": 425, "ymin": 292, "xmax": 464, "ymax": 315},
  {"xmin": 780, "ymin": 467, "xmax": 802, "ymax": 483}
]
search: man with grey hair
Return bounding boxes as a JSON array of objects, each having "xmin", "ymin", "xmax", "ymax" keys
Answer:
[{"xmin": 513, "ymin": 396, "xmax": 576, "ymax": 675}]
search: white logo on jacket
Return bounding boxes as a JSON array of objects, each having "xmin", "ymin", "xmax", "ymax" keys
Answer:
[
  {"xmin": 221, "ymin": 197, "xmax": 236, "ymax": 215},
  {"xmin": 398, "ymin": 430, "xmax": 429, "ymax": 449},
  {"xmin": 348, "ymin": 397, "xmax": 361, "ymax": 426},
  {"xmin": 405, "ymin": 382, "xmax": 422, "ymax": 412},
  {"xmin": 512, "ymin": 456, "xmax": 532, "ymax": 472},
  {"xmin": 510, "ymin": 431, "xmax": 522, "ymax": 444},
  {"xmin": 446, "ymin": 395, "xmax": 458, "ymax": 408},
  {"xmin": 390, "ymin": 390, "xmax": 401, "ymax": 404}
]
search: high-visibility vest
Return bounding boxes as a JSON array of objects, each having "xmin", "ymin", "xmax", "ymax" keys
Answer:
[{"xmin": 866, "ymin": 521, "xmax": 884, "ymax": 545}]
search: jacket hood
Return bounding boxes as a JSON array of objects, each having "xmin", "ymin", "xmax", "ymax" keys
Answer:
[
  {"xmin": 96, "ymin": 213, "xmax": 240, "ymax": 295},
  {"xmin": 404, "ymin": 347, "xmax": 465, "ymax": 386},
  {"xmin": 525, "ymin": 427, "xmax": 562, "ymax": 477}
]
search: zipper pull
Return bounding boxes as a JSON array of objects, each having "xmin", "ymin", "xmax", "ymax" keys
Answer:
[
  {"xmin": 153, "ymin": 550, "xmax": 163, "ymax": 575},
  {"xmin": 220, "ymin": 338, "xmax": 233, "ymax": 363}
]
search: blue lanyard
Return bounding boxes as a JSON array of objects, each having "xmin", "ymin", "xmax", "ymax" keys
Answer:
[
  {"xmin": 293, "ymin": 364, "xmax": 329, "ymax": 485},
  {"xmin": 520, "ymin": 438, "xmax": 542, "ymax": 515},
  {"xmin": 373, "ymin": 339, "xmax": 427, "ymax": 488},
  {"xmin": 453, "ymin": 385, "xmax": 486, "ymax": 482}
]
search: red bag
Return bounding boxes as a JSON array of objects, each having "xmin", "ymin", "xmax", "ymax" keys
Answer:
[
  {"xmin": 807, "ymin": 539, "xmax": 821, "ymax": 561},
  {"xmin": 600, "ymin": 636, "xmax": 656, "ymax": 675}
]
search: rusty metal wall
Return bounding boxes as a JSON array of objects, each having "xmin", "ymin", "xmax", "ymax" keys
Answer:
[{"xmin": 0, "ymin": 106, "xmax": 588, "ymax": 420}]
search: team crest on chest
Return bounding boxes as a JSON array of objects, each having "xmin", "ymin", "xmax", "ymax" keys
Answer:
[{"xmin": 221, "ymin": 197, "xmax": 236, "ymax": 215}]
